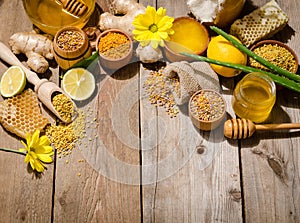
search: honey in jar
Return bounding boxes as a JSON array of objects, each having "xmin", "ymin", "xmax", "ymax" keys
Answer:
[
  {"xmin": 22, "ymin": 0, "xmax": 95, "ymax": 35},
  {"xmin": 232, "ymin": 72, "xmax": 276, "ymax": 123}
]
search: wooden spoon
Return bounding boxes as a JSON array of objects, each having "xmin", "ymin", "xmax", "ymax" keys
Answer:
[
  {"xmin": 57, "ymin": 0, "xmax": 88, "ymax": 17},
  {"xmin": 0, "ymin": 42, "xmax": 76, "ymax": 123},
  {"xmin": 224, "ymin": 118, "xmax": 300, "ymax": 139}
]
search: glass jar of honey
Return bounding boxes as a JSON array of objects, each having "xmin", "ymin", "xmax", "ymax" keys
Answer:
[{"xmin": 232, "ymin": 72, "xmax": 276, "ymax": 123}]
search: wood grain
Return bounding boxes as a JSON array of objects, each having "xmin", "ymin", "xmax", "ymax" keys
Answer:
[
  {"xmin": 0, "ymin": 0, "xmax": 300, "ymax": 222},
  {"xmin": 139, "ymin": 1, "xmax": 242, "ymax": 222},
  {"xmin": 0, "ymin": 1, "xmax": 54, "ymax": 222},
  {"xmin": 240, "ymin": 1, "xmax": 300, "ymax": 222}
]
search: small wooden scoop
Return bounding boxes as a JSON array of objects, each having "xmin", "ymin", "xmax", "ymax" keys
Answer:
[
  {"xmin": 224, "ymin": 118, "xmax": 300, "ymax": 139},
  {"xmin": 57, "ymin": 0, "xmax": 88, "ymax": 17},
  {"xmin": 0, "ymin": 42, "xmax": 76, "ymax": 123}
]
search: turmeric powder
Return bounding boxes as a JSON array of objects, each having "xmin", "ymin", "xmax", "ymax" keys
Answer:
[
  {"xmin": 98, "ymin": 32, "xmax": 129, "ymax": 52},
  {"xmin": 98, "ymin": 31, "xmax": 130, "ymax": 59}
]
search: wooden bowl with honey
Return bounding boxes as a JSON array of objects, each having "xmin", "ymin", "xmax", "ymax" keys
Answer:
[
  {"xmin": 164, "ymin": 17, "xmax": 210, "ymax": 62},
  {"xmin": 96, "ymin": 29, "xmax": 133, "ymax": 70},
  {"xmin": 189, "ymin": 89, "xmax": 226, "ymax": 131}
]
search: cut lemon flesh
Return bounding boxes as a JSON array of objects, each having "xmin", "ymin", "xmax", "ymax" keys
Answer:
[
  {"xmin": 0, "ymin": 65, "xmax": 26, "ymax": 97},
  {"xmin": 62, "ymin": 68, "xmax": 95, "ymax": 101}
]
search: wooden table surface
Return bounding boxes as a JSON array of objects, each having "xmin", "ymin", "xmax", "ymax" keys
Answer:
[{"xmin": 0, "ymin": 0, "xmax": 299, "ymax": 222}]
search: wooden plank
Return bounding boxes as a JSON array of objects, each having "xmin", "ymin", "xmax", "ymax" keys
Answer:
[
  {"xmin": 53, "ymin": 63, "xmax": 142, "ymax": 222},
  {"xmin": 140, "ymin": 0, "xmax": 242, "ymax": 222},
  {"xmin": 0, "ymin": 1, "xmax": 54, "ymax": 222},
  {"xmin": 53, "ymin": 1, "xmax": 141, "ymax": 222},
  {"xmin": 239, "ymin": 0, "xmax": 300, "ymax": 222}
]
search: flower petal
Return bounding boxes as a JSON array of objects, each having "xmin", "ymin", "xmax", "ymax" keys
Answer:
[
  {"xmin": 30, "ymin": 130, "xmax": 40, "ymax": 149},
  {"xmin": 34, "ymin": 161, "xmax": 45, "ymax": 173},
  {"xmin": 38, "ymin": 135, "xmax": 51, "ymax": 147},
  {"xmin": 24, "ymin": 154, "xmax": 30, "ymax": 164},
  {"xmin": 29, "ymin": 158, "xmax": 35, "ymax": 170},
  {"xmin": 36, "ymin": 154, "xmax": 53, "ymax": 163}
]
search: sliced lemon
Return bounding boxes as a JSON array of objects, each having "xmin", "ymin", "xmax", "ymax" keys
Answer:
[
  {"xmin": 62, "ymin": 68, "xmax": 95, "ymax": 101},
  {"xmin": 0, "ymin": 65, "xmax": 26, "ymax": 97}
]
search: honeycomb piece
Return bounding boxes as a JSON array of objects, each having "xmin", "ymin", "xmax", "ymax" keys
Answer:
[
  {"xmin": 0, "ymin": 88, "xmax": 49, "ymax": 139},
  {"xmin": 230, "ymin": 0, "xmax": 288, "ymax": 47}
]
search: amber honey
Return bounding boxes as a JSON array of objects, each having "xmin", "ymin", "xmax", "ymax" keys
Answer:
[
  {"xmin": 23, "ymin": 0, "xmax": 95, "ymax": 35},
  {"xmin": 232, "ymin": 72, "xmax": 276, "ymax": 123}
]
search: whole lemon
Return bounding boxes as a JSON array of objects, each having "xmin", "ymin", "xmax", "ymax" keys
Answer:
[{"xmin": 207, "ymin": 35, "xmax": 247, "ymax": 77}]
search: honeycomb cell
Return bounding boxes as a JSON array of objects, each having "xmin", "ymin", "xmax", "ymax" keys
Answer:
[
  {"xmin": 0, "ymin": 88, "xmax": 49, "ymax": 139},
  {"xmin": 230, "ymin": 0, "xmax": 288, "ymax": 47}
]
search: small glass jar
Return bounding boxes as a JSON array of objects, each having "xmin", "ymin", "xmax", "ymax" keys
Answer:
[{"xmin": 232, "ymin": 72, "xmax": 276, "ymax": 123}]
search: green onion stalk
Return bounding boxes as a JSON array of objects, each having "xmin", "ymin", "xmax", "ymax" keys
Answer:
[
  {"xmin": 209, "ymin": 26, "xmax": 300, "ymax": 83},
  {"xmin": 180, "ymin": 53, "xmax": 300, "ymax": 93}
]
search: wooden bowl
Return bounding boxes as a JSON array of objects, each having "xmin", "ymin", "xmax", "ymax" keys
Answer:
[
  {"xmin": 249, "ymin": 40, "xmax": 298, "ymax": 74},
  {"xmin": 189, "ymin": 89, "xmax": 226, "ymax": 131},
  {"xmin": 53, "ymin": 26, "xmax": 92, "ymax": 70},
  {"xmin": 96, "ymin": 29, "xmax": 133, "ymax": 70},
  {"xmin": 164, "ymin": 17, "xmax": 210, "ymax": 62}
]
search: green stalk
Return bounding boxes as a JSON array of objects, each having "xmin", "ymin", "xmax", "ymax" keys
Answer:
[
  {"xmin": 181, "ymin": 52, "xmax": 300, "ymax": 93},
  {"xmin": 0, "ymin": 148, "xmax": 26, "ymax": 155},
  {"xmin": 210, "ymin": 26, "xmax": 300, "ymax": 83}
]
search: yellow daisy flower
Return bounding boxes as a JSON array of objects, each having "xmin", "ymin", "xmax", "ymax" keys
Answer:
[
  {"xmin": 132, "ymin": 6, "xmax": 174, "ymax": 49},
  {"xmin": 19, "ymin": 130, "xmax": 54, "ymax": 173}
]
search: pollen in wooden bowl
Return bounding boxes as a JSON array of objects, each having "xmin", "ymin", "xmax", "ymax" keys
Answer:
[
  {"xmin": 96, "ymin": 29, "xmax": 133, "ymax": 70},
  {"xmin": 189, "ymin": 89, "xmax": 226, "ymax": 131},
  {"xmin": 249, "ymin": 40, "xmax": 298, "ymax": 74}
]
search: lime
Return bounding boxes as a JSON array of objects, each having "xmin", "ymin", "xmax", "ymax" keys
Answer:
[
  {"xmin": 207, "ymin": 35, "xmax": 247, "ymax": 77},
  {"xmin": 62, "ymin": 68, "xmax": 95, "ymax": 101},
  {"xmin": 0, "ymin": 65, "xmax": 26, "ymax": 97}
]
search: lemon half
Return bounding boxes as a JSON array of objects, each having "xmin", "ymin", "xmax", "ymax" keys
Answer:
[
  {"xmin": 0, "ymin": 65, "xmax": 26, "ymax": 97},
  {"xmin": 62, "ymin": 68, "xmax": 95, "ymax": 101}
]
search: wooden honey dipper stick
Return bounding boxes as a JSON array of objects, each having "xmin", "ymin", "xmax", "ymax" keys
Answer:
[
  {"xmin": 224, "ymin": 118, "xmax": 300, "ymax": 139},
  {"xmin": 57, "ymin": 0, "xmax": 88, "ymax": 17}
]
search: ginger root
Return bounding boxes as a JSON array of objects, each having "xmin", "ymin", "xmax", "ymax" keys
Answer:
[
  {"xmin": 9, "ymin": 31, "xmax": 54, "ymax": 73},
  {"xmin": 136, "ymin": 43, "xmax": 162, "ymax": 63},
  {"xmin": 99, "ymin": 0, "xmax": 145, "ymax": 37}
]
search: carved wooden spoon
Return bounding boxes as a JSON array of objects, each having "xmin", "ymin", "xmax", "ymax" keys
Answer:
[{"xmin": 0, "ymin": 42, "xmax": 76, "ymax": 123}]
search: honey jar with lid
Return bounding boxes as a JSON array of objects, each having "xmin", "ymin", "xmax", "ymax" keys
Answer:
[
  {"xmin": 53, "ymin": 26, "xmax": 92, "ymax": 70},
  {"xmin": 232, "ymin": 72, "xmax": 276, "ymax": 123}
]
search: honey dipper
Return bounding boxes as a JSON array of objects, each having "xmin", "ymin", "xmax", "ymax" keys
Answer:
[
  {"xmin": 224, "ymin": 118, "xmax": 300, "ymax": 139},
  {"xmin": 0, "ymin": 42, "xmax": 76, "ymax": 123},
  {"xmin": 56, "ymin": 0, "xmax": 88, "ymax": 17}
]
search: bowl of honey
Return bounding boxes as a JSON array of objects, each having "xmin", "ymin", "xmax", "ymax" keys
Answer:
[
  {"xmin": 22, "ymin": 0, "xmax": 95, "ymax": 35},
  {"xmin": 164, "ymin": 17, "xmax": 210, "ymax": 62}
]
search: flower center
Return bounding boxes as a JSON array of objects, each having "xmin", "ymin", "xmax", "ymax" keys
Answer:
[{"xmin": 149, "ymin": 24, "xmax": 158, "ymax": 33}]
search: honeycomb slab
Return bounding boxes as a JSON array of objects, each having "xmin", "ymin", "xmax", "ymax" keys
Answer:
[
  {"xmin": 0, "ymin": 88, "xmax": 49, "ymax": 139},
  {"xmin": 230, "ymin": 0, "xmax": 288, "ymax": 47}
]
